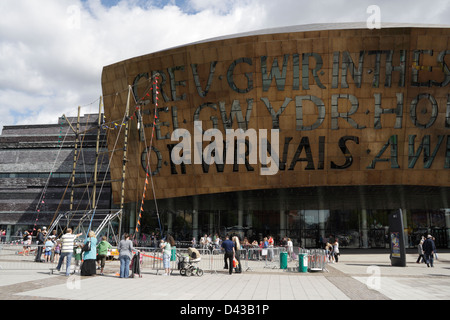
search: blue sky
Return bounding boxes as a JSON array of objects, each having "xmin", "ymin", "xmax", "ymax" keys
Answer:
[{"xmin": 0, "ymin": 0, "xmax": 449, "ymax": 133}]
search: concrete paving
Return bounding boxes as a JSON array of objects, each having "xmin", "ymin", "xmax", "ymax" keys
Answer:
[{"xmin": 1, "ymin": 250, "xmax": 449, "ymax": 302}]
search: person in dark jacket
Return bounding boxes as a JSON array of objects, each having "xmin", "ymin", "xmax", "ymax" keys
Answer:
[
  {"xmin": 221, "ymin": 235, "xmax": 235, "ymax": 275},
  {"xmin": 422, "ymin": 235, "xmax": 436, "ymax": 267},
  {"xmin": 34, "ymin": 229, "xmax": 45, "ymax": 262}
]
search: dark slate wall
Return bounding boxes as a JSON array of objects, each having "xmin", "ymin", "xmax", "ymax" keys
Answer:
[{"xmin": 0, "ymin": 114, "xmax": 112, "ymax": 226}]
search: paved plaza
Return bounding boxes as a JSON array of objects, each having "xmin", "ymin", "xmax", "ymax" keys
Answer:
[{"xmin": 1, "ymin": 249, "xmax": 449, "ymax": 303}]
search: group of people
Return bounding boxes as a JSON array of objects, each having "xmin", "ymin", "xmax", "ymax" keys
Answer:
[
  {"xmin": 23, "ymin": 229, "xmax": 442, "ymax": 279},
  {"xmin": 416, "ymin": 234, "xmax": 438, "ymax": 267},
  {"xmin": 52, "ymin": 229, "xmax": 175, "ymax": 279},
  {"xmin": 50, "ymin": 229, "xmax": 140, "ymax": 278},
  {"xmin": 21, "ymin": 227, "xmax": 178, "ymax": 278},
  {"xmin": 27, "ymin": 228, "xmax": 61, "ymax": 263},
  {"xmin": 221, "ymin": 235, "xmax": 242, "ymax": 275},
  {"xmin": 325, "ymin": 239, "xmax": 340, "ymax": 263},
  {"xmin": 196, "ymin": 234, "xmax": 222, "ymax": 250}
]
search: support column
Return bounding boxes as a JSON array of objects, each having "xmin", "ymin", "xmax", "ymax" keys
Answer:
[
  {"xmin": 167, "ymin": 212, "xmax": 173, "ymax": 235},
  {"xmin": 167, "ymin": 199, "xmax": 174, "ymax": 235},
  {"xmin": 280, "ymin": 213, "xmax": 286, "ymax": 239},
  {"xmin": 318, "ymin": 210, "xmax": 326, "ymax": 245},
  {"xmin": 128, "ymin": 202, "xmax": 137, "ymax": 235},
  {"xmin": 192, "ymin": 196, "xmax": 199, "ymax": 241},
  {"xmin": 209, "ymin": 212, "xmax": 214, "ymax": 236},
  {"xmin": 279, "ymin": 190, "xmax": 286, "ymax": 239},
  {"xmin": 445, "ymin": 209, "xmax": 450, "ymax": 249},
  {"xmin": 246, "ymin": 212, "xmax": 253, "ymax": 239},
  {"xmin": 402, "ymin": 208, "xmax": 410, "ymax": 248},
  {"xmin": 361, "ymin": 209, "xmax": 369, "ymax": 248},
  {"xmin": 6, "ymin": 225, "xmax": 12, "ymax": 243},
  {"xmin": 238, "ymin": 192, "xmax": 244, "ymax": 238}
]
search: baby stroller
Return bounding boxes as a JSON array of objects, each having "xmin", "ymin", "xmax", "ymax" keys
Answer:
[{"xmin": 178, "ymin": 248, "xmax": 204, "ymax": 277}]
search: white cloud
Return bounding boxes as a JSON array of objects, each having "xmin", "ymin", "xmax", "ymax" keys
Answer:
[{"xmin": 0, "ymin": 0, "xmax": 449, "ymax": 133}]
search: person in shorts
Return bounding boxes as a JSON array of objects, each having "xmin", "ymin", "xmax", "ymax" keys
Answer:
[{"xmin": 44, "ymin": 234, "xmax": 54, "ymax": 263}]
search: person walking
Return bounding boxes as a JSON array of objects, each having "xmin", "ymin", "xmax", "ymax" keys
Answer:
[
  {"xmin": 423, "ymin": 235, "xmax": 436, "ymax": 267},
  {"xmin": 161, "ymin": 235, "xmax": 175, "ymax": 276},
  {"xmin": 221, "ymin": 235, "xmax": 235, "ymax": 275},
  {"xmin": 56, "ymin": 228, "xmax": 82, "ymax": 276},
  {"xmin": 96, "ymin": 236, "xmax": 112, "ymax": 275},
  {"xmin": 432, "ymin": 237, "xmax": 439, "ymax": 261},
  {"xmin": 325, "ymin": 242, "xmax": 334, "ymax": 263},
  {"xmin": 117, "ymin": 233, "xmax": 138, "ymax": 278},
  {"xmin": 287, "ymin": 238, "xmax": 294, "ymax": 260},
  {"xmin": 416, "ymin": 239, "xmax": 425, "ymax": 264},
  {"xmin": 232, "ymin": 235, "xmax": 242, "ymax": 273},
  {"xmin": 333, "ymin": 238, "xmax": 340, "ymax": 263},
  {"xmin": 80, "ymin": 230, "xmax": 98, "ymax": 276}
]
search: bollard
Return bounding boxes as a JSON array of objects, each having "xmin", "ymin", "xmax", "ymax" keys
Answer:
[
  {"xmin": 298, "ymin": 253, "xmax": 308, "ymax": 273},
  {"xmin": 280, "ymin": 251, "xmax": 288, "ymax": 269}
]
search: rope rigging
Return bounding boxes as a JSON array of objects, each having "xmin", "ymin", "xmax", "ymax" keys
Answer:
[
  {"xmin": 134, "ymin": 76, "xmax": 163, "ymax": 237},
  {"xmin": 49, "ymin": 73, "xmax": 165, "ymax": 241}
]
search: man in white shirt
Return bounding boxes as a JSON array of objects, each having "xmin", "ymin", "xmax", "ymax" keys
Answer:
[{"xmin": 56, "ymin": 228, "xmax": 82, "ymax": 276}]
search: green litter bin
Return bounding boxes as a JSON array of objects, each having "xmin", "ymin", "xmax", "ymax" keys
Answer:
[
  {"xmin": 298, "ymin": 253, "xmax": 308, "ymax": 273},
  {"xmin": 280, "ymin": 252, "xmax": 288, "ymax": 269}
]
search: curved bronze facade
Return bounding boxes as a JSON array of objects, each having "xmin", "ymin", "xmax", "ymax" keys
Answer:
[{"xmin": 101, "ymin": 25, "xmax": 450, "ymax": 205}]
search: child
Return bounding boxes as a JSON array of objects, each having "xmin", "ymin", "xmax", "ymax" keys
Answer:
[
  {"xmin": 74, "ymin": 243, "xmax": 83, "ymax": 273},
  {"xmin": 96, "ymin": 236, "xmax": 112, "ymax": 275},
  {"xmin": 53, "ymin": 240, "xmax": 61, "ymax": 263},
  {"xmin": 44, "ymin": 238, "xmax": 54, "ymax": 263}
]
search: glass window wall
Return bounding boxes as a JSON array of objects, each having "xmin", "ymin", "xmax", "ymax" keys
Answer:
[{"xmin": 154, "ymin": 208, "xmax": 449, "ymax": 249}]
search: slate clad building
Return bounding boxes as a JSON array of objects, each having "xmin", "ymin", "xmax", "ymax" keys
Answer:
[
  {"xmin": 0, "ymin": 114, "xmax": 112, "ymax": 241},
  {"xmin": 98, "ymin": 23, "xmax": 449, "ymax": 249}
]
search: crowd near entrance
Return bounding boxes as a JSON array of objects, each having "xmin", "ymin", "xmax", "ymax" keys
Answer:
[{"xmin": 128, "ymin": 208, "xmax": 449, "ymax": 250}]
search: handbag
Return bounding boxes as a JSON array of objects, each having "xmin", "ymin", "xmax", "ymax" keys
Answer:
[
  {"xmin": 82, "ymin": 240, "xmax": 91, "ymax": 252},
  {"xmin": 233, "ymin": 257, "xmax": 239, "ymax": 268}
]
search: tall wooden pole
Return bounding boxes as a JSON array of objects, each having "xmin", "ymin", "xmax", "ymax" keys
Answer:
[
  {"xmin": 70, "ymin": 107, "xmax": 81, "ymax": 211},
  {"xmin": 118, "ymin": 86, "xmax": 132, "ymax": 240},
  {"xmin": 92, "ymin": 97, "xmax": 103, "ymax": 209}
]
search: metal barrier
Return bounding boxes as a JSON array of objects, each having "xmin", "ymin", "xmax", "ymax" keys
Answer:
[
  {"xmin": 0, "ymin": 243, "xmax": 328, "ymax": 275},
  {"xmin": 137, "ymin": 246, "xmax": 328, "ymax": 274},
  {"xmin": 0, "ymin": 244, "xmax": 77, "ymax": 273},
  {"xmin": 137, "ymin": 247, "xmax": 212, "ymax": 275},
  {"xmin": 290, "ymin": 248, "xmax": 328, "ymax": 272},
  {"xmin": 308, "ymin": 249, "xmax": 328, "ymax": 272}
]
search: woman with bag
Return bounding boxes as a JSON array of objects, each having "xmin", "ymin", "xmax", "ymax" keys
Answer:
[
  {"xmin": 80, "ymin": 230, "xmax": 98, "ymax": 276},
  {"xmin": 118, "ymin": 233, "xmax": 138, "ymax": 278},
  {"xmin": 232, "ymin": 236, "xmax": 242, "ymax": 273},
  {"xmin": 161, "ymin": 235, "xmax": 175, "ymax": 276}
]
